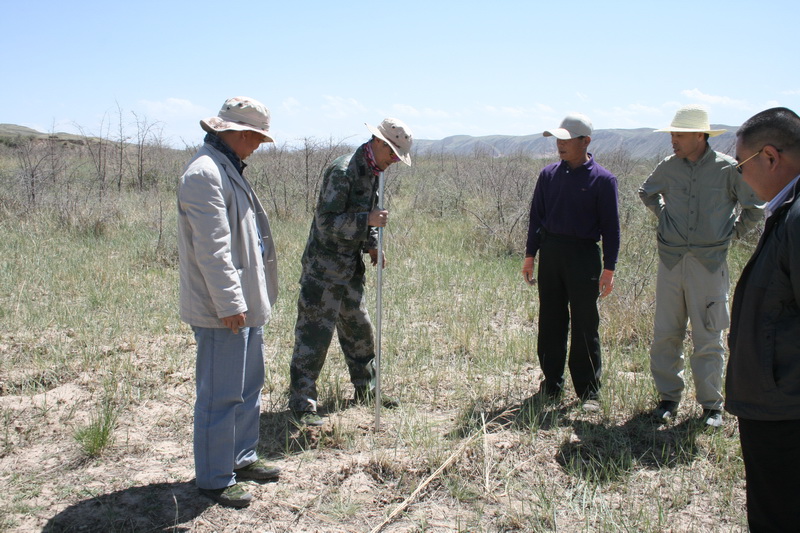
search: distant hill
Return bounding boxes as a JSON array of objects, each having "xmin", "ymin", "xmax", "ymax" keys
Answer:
[
  {"xmin": 0, "ymin": 124, "xmax": 45, "ymax": 137},
  {"xmin": 0, "ymin": 123, "xmax": 89, "ymax": 145},
  {"xmin": 414, "ymin": 125, "xmax": 739, "ymax": 160},
  {"xmin": 1, "ymin": 123, "xmax": 740, "ymax": 160}
]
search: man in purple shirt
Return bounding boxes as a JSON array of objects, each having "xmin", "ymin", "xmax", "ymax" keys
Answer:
[{"xmin": 522, "ymin": 113, "xmax": 620, "ymax": 410}]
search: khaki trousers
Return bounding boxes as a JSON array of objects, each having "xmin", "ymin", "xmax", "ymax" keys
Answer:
[{"xmin": 649, "ymin": 254, "xmax": 730, "ymax": 409}]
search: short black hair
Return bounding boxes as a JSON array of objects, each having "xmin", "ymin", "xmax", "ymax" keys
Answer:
[{"xmin": 737, "ymin": 107, "xmax": 800, "ymax": 155}]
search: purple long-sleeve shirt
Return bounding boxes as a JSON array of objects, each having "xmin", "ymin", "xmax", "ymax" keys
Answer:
[{"xmin": 524, "ymin": 154, "xmax": 620, "ymax": 271}]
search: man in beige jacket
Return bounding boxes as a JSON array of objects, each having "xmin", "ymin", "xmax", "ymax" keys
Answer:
[{"xmin": 177, "ymin": 96, "xmax": 280, "ymax": 507}]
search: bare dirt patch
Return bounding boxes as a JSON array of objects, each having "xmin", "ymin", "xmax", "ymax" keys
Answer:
[{"xmin": 0, "ymin": 330, "xmax": 747, "ymax": 532}]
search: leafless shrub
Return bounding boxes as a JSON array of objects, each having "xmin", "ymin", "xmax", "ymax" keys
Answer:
[
  {"xmin": 250, "ymin": 137, "xmax": 352, "ymax": 220},
  {"xmin": 405, "ymin": 147, "xmax": 546, "ymax": 255}
]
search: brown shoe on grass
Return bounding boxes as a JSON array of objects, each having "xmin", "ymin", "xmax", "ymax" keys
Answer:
[
  {"xmin": 199, "ymin": 483, "xmax": 253, "ymax": 508},
  {"xmin": 235, "ymin": 458, "xmax": 281, "ymax": 481}
]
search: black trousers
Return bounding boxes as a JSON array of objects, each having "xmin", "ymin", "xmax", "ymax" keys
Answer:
[
  {"xmin": 738, "ymin": 417, "xmax": 800, "ymax": 532},
  {"xmin": 536, "ymin": 234, "xmax": 602, "ymax": 399}
]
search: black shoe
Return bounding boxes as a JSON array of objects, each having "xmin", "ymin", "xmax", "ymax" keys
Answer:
[
  {"xmin": 522, "ymin": 386, "xmax": 562, "ymax": 411},
  {"xmin": 518, "ymin": 387, "xmax": 561, "ymax": 424},
  {"xmin": 199, "ymin": 484, "xmax": 253, "ymax": 508},
  {"xmin": 235, "ymin": 458, "xmax": 281, "ymax": 481},
  {"xmin": 581, "ymin": 398, "xmax": 600, "ymax": 413},
  {"xmin": 651, "ymin": 400, "xmax": 679, "ymax": 421},
  {"xmin": 354, "ymin": 387, "xmax": 399, "ymax": 408},
  {"xmin": 292, "ymin": 410, "xmax": 325, "ymax": 427},
  {"xmin": 701, "ymin": 409, "xmax": 723, "ymax": 428},
  {"xmin": 579, "ymin": 390, "xmax": 600, "ymax": 408}
]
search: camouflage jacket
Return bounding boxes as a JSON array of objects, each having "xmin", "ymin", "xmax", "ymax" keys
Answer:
[{"xmin": 300, "ymin": 143, "xmax": 379, "ymax": 284}]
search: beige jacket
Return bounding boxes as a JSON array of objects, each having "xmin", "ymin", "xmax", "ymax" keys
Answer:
[{"xmin": 177, "ymin": 143, "xmax": 278, "ymax": 328}]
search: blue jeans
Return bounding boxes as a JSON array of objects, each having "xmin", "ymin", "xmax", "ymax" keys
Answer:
[{"xmin": 193, "ymin": 326, "xmax": 264, "ymax": 489}]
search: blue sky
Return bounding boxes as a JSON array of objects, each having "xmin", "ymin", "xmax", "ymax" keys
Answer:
[{"xmin": 2, "ymin": 1, "xmax": 798, "ymax": 148}]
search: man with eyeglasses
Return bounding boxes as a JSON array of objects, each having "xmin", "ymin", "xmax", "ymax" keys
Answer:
[
  {"xmin": 289, "ymin": 118, "xmax": 413, "ymax": 426},
  {"xmin": 726, "ymin": 107, "xmax": 800, "ymax": 531},
  {"xmin": 521, "ymin": 113, "xmax": 620, "ymax": 412},
  {"xmin": 639, "ymin": 105, "xmax": 763, "ymax": 428}
]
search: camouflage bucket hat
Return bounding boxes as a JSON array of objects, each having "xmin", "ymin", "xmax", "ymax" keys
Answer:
[
  {"xmin": 201, "ymin": 96, "xmax": 274, "ymax": 142},
  {"xmin": 366, "ymin": 118, "xmax": 413, "ymax": 166}
]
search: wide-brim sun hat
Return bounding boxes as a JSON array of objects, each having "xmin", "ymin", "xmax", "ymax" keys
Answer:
[
  {"xmin": 201, "ymin": 96, "xmax": 274, "ymax": 142},
  {"xmin": 366, "ymin": 118, "xmax": 413, "ymax": 166},
  {"xmin": 655, "ymin": 105, "xmax": 726, "ymax": 137}
]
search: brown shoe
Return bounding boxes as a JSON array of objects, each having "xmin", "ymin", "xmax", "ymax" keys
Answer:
[
  {"xmin": 199, "ymin": 483, "xmax": 253, "ymax": 508},
  {"xmin": 235, "ymin": 458, "xmax": 281, "ymax": 481}
]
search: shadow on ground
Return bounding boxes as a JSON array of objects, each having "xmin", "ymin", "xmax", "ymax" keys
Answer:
[
  {"xmin": 557, "ymin": 414, "xmax": 707, "ymax": 484},
  {"xmin": 447, "ymin": 393, "xmax": 572, "ymax": 440},
  {"xmin": 447, "ymin": 395, "xmax": 711, "ymax": 485},
  {"xmin": 42, "ymin": 481, "xmax": 212, "ymax": 532},
  {"xmin": 257, "ymin": 399, "xmax": 364, "ymax": 457}
]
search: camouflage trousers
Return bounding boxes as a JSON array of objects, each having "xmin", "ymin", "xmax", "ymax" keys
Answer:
[{"xmin": 289, "ymin": 274, "xmax": 376, "ymax": 412}]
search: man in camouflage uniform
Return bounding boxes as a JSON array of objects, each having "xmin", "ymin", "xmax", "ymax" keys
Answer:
[{"xmin": 289, "ymin": 118, "xmax": 413, "ymax": 426}]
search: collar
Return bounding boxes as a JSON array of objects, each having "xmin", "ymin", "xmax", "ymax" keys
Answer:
[
  {"xmin": 204, "ymin": 132, "xmax": 246, "ymax": 174},
  {"xmin": 685, "ymin": 145, "xmax": 714, "ymax": 166},
  {"xmin": 767, "ymin": 173, "xmax": 800, "ymax": 218},
  {"xmin": 363, "ymin": 141, "xmax": 381, "ymax": 176},
  {"xmin": 560, "ymin": 153, "xmax": 594, "ymax": 171}
]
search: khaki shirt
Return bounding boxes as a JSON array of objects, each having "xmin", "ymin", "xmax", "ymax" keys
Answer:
[{"xmin": 639, "ymin": 147, "xmax": 764, "ymax": 272}]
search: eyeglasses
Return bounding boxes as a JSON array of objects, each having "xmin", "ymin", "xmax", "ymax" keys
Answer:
[
  {"xmin": 736, "ymin": 146, "xmax": 784, "ymax": 174},
  {"xmin": 735, "ymin": 148, "xmax": 762, "ymax": 174}
]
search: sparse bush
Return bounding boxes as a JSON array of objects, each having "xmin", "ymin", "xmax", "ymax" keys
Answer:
[{"xmin": 73, "ymin": 398, "xmax": 119, "ymax": 458}]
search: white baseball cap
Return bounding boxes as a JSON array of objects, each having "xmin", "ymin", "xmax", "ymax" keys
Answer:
[{"xmin": 543, "ymin": 113, "xmax": 593, "ymax": 139}]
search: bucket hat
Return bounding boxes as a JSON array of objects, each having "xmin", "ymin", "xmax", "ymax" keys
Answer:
[
  {"xmin": 201, "ymin": 96, "xmax": 274, "ymax": 142},
  {"xmin": 366, "ymin": 118, "xmax": 413, "ymax": 166},
  {"xmin": 543, "ymin": 113, "xmax": 593, "ymax": 139},
  {"xmin": 655, "ymin": 105, "xmax": 726, "ymax": 137}
]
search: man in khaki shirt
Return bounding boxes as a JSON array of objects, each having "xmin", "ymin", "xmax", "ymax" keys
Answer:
[{"xmin": 639, "ymin": 105, "xmax": 763, "ymax": 427}]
